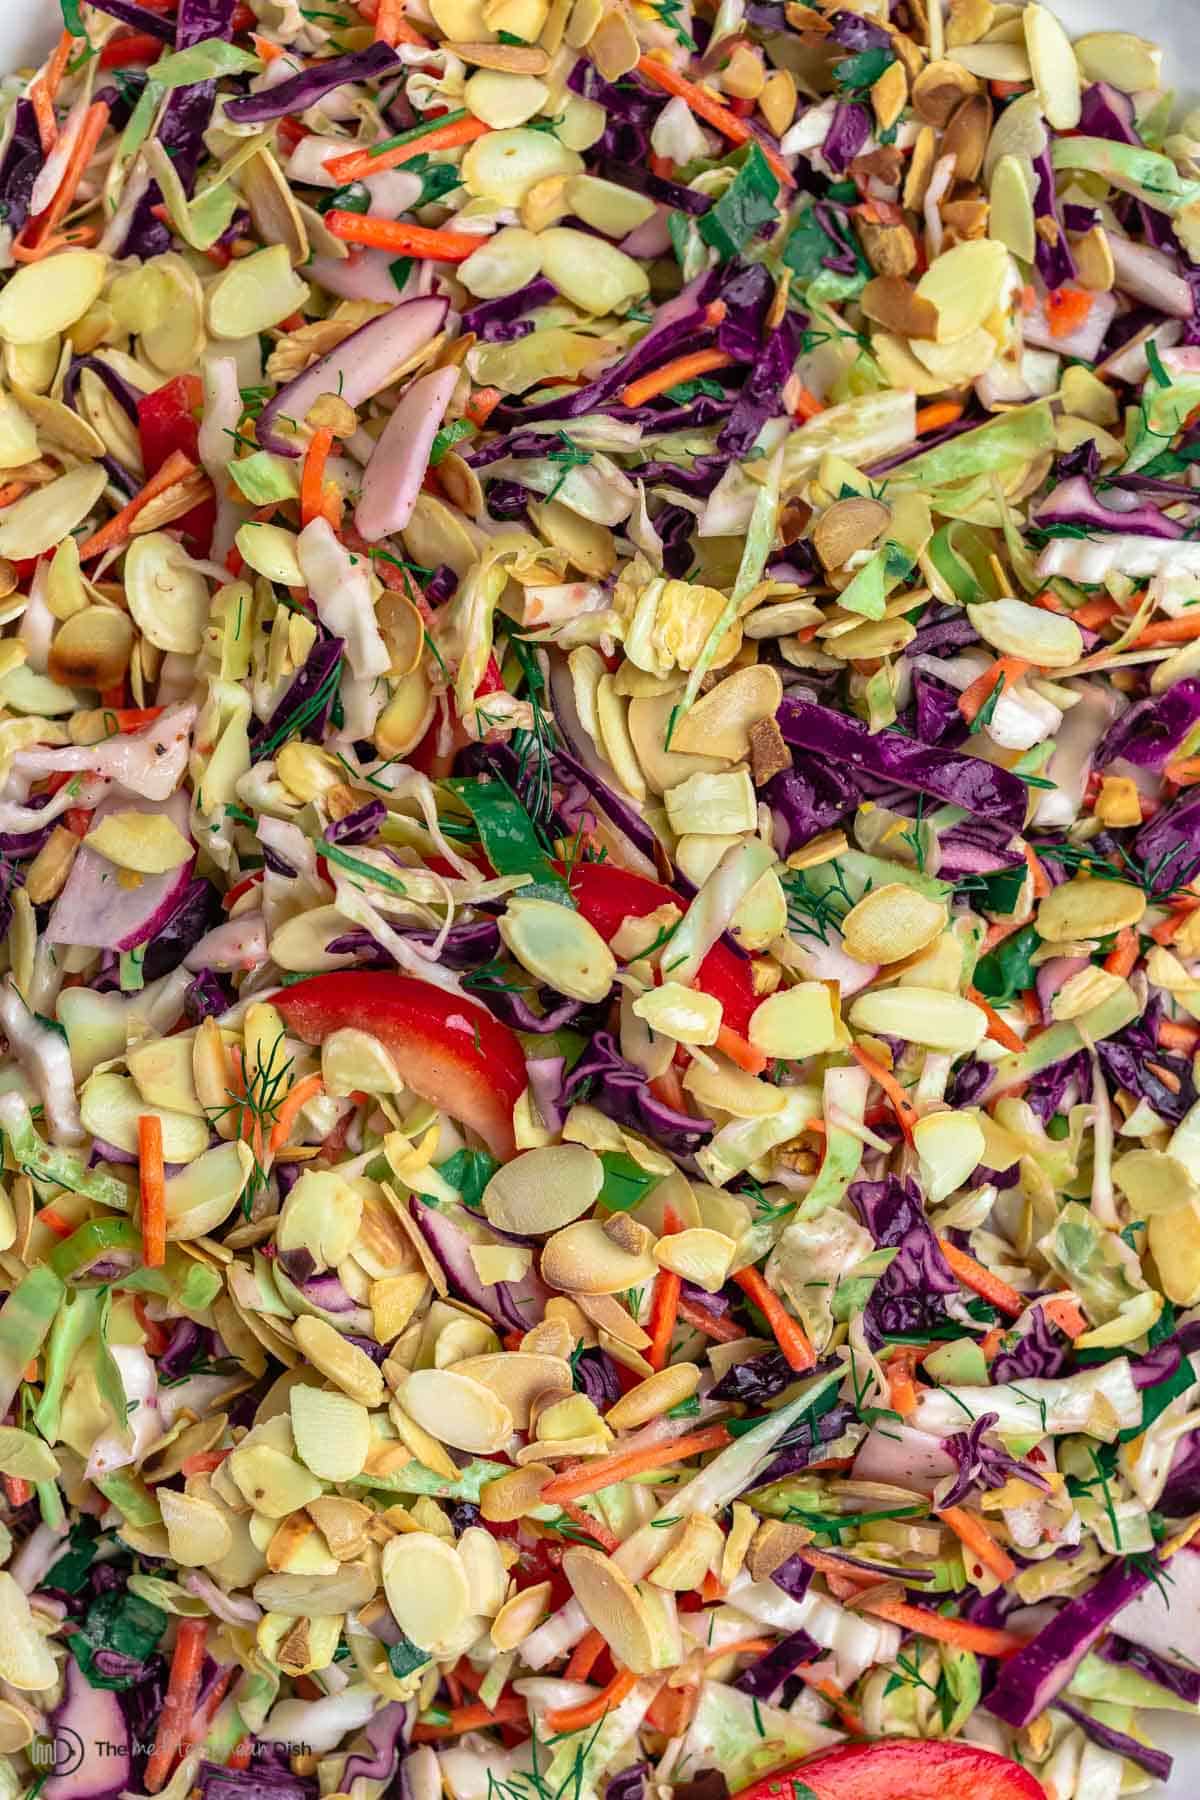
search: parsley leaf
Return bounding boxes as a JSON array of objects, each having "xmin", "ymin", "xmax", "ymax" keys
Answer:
[{"xmin": 698, "ymin": 143, "xmax": 780, "ymax": 262}]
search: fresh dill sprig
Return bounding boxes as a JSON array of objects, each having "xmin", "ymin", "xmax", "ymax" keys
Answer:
[
  {"xmin": 782, "ymin": 860, "xmax": 855, "ymax": 944},
  {"xmin": 208, "ymin": 1030, "xmax": 295, "ymax": 1213}
]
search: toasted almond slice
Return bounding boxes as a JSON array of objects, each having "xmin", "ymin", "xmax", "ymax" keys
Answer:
[
  {"xmin": 454, "ymin": 1352, "xmax": 574, "ymax": 1427},
  {"xmin": 401, "ymin": 1367, "xmax": 514, "ymax": 1453},
  {"xmin": 842, "ymin": 883, "xmax": 948, "ymax": 965},
  {"xmin": 492, "ymin": 1579, "xmax": 553, "ymax": 1651},
  {"xmin": 562, "ymin": 1545, "xmax": 657, "ymax": 1673},
  {"xmin": 1023, "ymin": 2, "xmax": 1081, "ymax": 129},
  {"xmin": 575, "ymin": 1291, "xmax": 653, "ymax": 1350},
  {"xmin": 860, "ymin": 276, "xmax": 940, "ymax": 340},
  {"xmin": 605, "ymin": 1363, "xmax": 701, "ymax": 1430},
  {"xmin": 481, "ymin": 1462, "xmax": 554, "ymax": 1521}
]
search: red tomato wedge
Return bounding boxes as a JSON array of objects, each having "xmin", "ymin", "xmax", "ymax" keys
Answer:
[
  {"xmin": 732, "ymin": 1742, "xmax": 1046, "ymax": 1800},
  {"xmin": 274, "ymin": 973, "xmax": 526, "ymax": 1159},
  {"xmin": 568, "ymin": 860, "xmax": 758, "ymax": 1036}
]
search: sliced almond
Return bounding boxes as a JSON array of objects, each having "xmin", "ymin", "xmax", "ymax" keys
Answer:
[
  {"xmin": 562, "ymin": 1545, "xmax": 657, "ymax": 1673},
  {"xmin": 575, "ymin": 1291, "xmax": 652, "ymax": 1350},
  {"xmin": 911, "ymin": 58, "xmax": 979, "ymax": 127},
  {"xmin": 605, "ymin": 1363, "xmax": 701, "ymax": 1430},
  {"xmin": 812, "ymin": 496, "xmax": 891, "ymax": 572},
  {"xmin": 542, "ymin": 1217, "xmax": 658, "ymax": 1295},
  {"xmin": 942, "ymin": 91, "xmax": 991, "ymax": 183},
  {"xmin": 648, "ymin": 1514, "xmax": 723, "ymax": 1591},
  {"xmin": 454, "ymin": 1352, "xmax": 574, "ymax": 1428},
  {"xmin": 482, "ymin": 1142, "xmax": 603, "ymax": 1235},
  {"xmin": 480, "ymin": 1462, "xmax": 554, "ymax": 1522},
  {"xmin": 454, "ymin": 40, "xmax": 551, "ymax": 70},
  {"xmin": 842, "ymin": 883, "xmax": 948, "ymax": 965},
  {"xmin": 861, "ymin": 276, "xmax": 940, "ymax": 340},
  {"xmin": 401, "ymin": 1367, "xmax": 514, "ymax": 1453},
  {"xmin": 492, "ymin": 1579, "xmax": 553, "ymax": 1651},
  {"xmin": 1023, "ymin": 2, "xmax": 1081, "ymax": 130},
  {"xmin": 382, "ymin": 1532, "xmax": 469, "ymax": 1651}
]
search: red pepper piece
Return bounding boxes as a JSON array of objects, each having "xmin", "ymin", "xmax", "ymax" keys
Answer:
[
  {"xmin": 100, "ymin": 33, "xmax": 165, "ymax": 66},
  {"xmin": 732, "ymin": 1742, "xmax": 1046, "ymax": 1800},
  {"xmin": 568, "ymin": 860, "xmax": 757, "ymax": 1036},
  {"xmin": 136, "ymin": 374, "xmax": 215, "ymax": 556},
  {"xmin": 274, "ymin": 972, "xmax": 526, "ymax": 1159}
]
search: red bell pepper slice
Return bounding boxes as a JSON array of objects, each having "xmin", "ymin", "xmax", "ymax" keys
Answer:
[
  {"xmin": 732, "ymin": 1742, "xmax": 1046, "ymax": 1800},
  {"xmin": 136, "ymin": 374, "xmax": 216, "ymax": 557},
  {"xmin": 568, "ymin": 861, "xmax": 757, "ymax": 1036},
  {"xmin": 274, "ymin": 972, "xmax": 526, "ymax": 1160}
]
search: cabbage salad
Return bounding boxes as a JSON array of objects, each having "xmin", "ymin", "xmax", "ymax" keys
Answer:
[{"xmin": 4, "ymin": 0, "xmax": 1200, "ymax": 1798}]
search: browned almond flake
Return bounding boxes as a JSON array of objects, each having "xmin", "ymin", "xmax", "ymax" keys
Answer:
[
  {"xmin": 861, "ymin": 274, "xmax": 940, "ymax": 338},
  {"xmin": 749, "ymin": 716, "xmax": 792, "ymax": 787}
]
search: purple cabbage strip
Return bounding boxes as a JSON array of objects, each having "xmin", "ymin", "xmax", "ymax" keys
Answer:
[
  {"xmin": 1055, "ymin": 1700, "xmax": 1172, "ymax": 1782},
  {"xmin": 1099, "ymin": 1634, "xmax": 1200, "ymax": 1706},
  {"xmin": 732, "ymin": 1629, "xmax": 822, "ymax": 1701},
  {"xmin": 225, "ymin": 43, "xmax": 402, "ymax": 124},
  {"xmin": 984, "ymin": 1558, "xmax": 1156, "ymax": 1728}
]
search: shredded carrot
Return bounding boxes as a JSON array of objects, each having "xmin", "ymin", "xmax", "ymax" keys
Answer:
[
  {"xmin": 938, "ymin": 1504, "xmax": 1017, "ymax": 1584},
  {"xmin": 327, "ymin": 114, "xmax": 491, "ymax": 184},
  {"xmin": 1019, "ymin": 989, "xmax": 1041, "ymax": 1026},
  {"xmin": 1160, "ymin": 1016, "xmax": 1200, "ymax": 1052},
  {"xmin": 545, "ymin": 1668, "xmax": 638, "ymax": 1733},
  {"xmin": 564, "ymin": 1628, "xmax": 607, "ymax": 1682},
  {"xmin": 646, "ymin": 1683, "xmax": 698, "ymax": 1735},
  {"xmin": 78, "ymin": 449, "xmax": 200, "ymax": 560},
  {"xmin": 412, "ymin": 1697, "xmax": 528, "ymax": 1740},
  {"xmin": 798, "ymin": 1672, "xmax": 865, "ymax": 1736},
  {"xmin": 714, "ymin": 1022, "xmax": 768, "ymax": 1075},
  {"xmin": 138, "ymin": 1114, "xmax": 166, "ymax": 1271},
  {"xmin": 645, "ymin": 1202, "xmax": 683, "ymax": 1371},
  {"xmin": 300, "ymin": 425, "xmax": 337, "ymax": 528},
  {"xmin": 267, "ymin": 1073, "xmax": 325, "ymax": 1155},
  {"xmin": 1042, "ymin": 1295, "xmax": 1087, "ymax": 1339},
  {"xmin": 374, "ymin": 0, "xmax": 406, "ymax": 41},
  {"xmin": 12, "ymin": 224, "xmax": 98, "ymax": 264},
  {"xmin": 20, "ymin": 99, "xmax": 112, "ymax": 255},
  {"xmin": 957, "ymin": 655, "xmax": 1030, "ymax": 725},
  {"xmin": 677, "ymin": 1292, "xmax": 744, "ymax": 1342},
  {"xmin": 1031, "ymin": 588, "xmax": 1067, "ymax": 614},
  {"xmin": 1132, "ymin": 614, "xmax": 1200, "ymax": 648},
  {"xmin": 1104, "ymin": 927, "xmax": 1139, "ymax": 978},
  {"xmin": 705, "ymin": 1636, "xmax": 775, "ymax": 1663},
  {"xmin": 965, "ymin": 985, "xmax": 1025, "ymax": 1055},
  {"xmin": 886, "ymin": 1347, "xmax": 921, "ymax": 1417},
  {"xmin": 180, "ymin": 1450, "xmax": 227, "ymax": 1478},
  {"xmin": 859, "ymin": 1595, "xmax": 1027, "ymax": 1656},
  {"xmin": 620, "ymin": 348, "xmax": 736, "ymax": 409},
  {"xmin": 790, "ymin": 384, "xmax": 824, "ymax": 421},
  {"xmin": 227, "ymin": 1738, "xmax": 254, "ymax": 1771},
  {"xmin": 700, "ymin": 1568, "xmax": 726, "ymax": 1603},
  {"xmin": 36, "ymin": 1206, "xmax": 74, "ymax": 1238},
  {"xmin": 851, "ymin": 1043, "xmax": 918, "ymax": 1142},
  {"xmin": 635, "ymin": 55, "xmax": 795, "ymax": 187},
  {"xmin": 561, "ymin": 1499, "xmax": 621, "ymax": 1553},
  {"xmin": 539, "ymin": 1424, "xmax": 732, "ymax": 1505},
  {"xmin": 466, "ymin": 385, "xmax": 502, "ymax": 428},
  {"xmin": 1044, "ymin": 285, "xmax": 1096, "ymax": 338},
  {"xmin": 0, "ymin": 481, "xmax": 28, "ymax": 510},
  {"xmin": 733, "ymin": 1265, "xmax": 815, "ymax": 1372},
  {"xmin": 1071, "ymin": 595, "xmax": 1120, "ymax": 630},
  {"xmin": 324, "ymin": 209, "xmax": 483, "ymax": 260},
  {"xmin": 938, "ymin": 1238, "xmax": 1024, "ymax": 1319},
  {"xmin": 144, "ymin": 1618, "xmax": 208, "ymax": 1792},
  {"xmin": 915, "ymin": 400, "xmax": 963, "ymax": 435},
  {"xmin": 979, "ymin": 1327, "xmax": 1005, "ymax": 1361},
  {"xmin": 29, "ymin": 32, "xmax": 72, "ymax": 154},
  {"xmin": 251, "ymin": 32, "xmax": 284, "ymax": 61},
  {"xmin": 1024, "ymin": 841, "xmax": 1051, "ymax": 899}
]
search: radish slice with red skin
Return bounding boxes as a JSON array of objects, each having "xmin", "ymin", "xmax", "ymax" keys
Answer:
[
  {"xmin": 45, "ymin": 788, "xmax": 195, "ymax": 952},
  {"xmin": 355, "ymin": 364, "xmax": 460, "ymax": 542},
  {"xmin": 731, "ymin": 1742, "xmax": 1047, "ymax": 1800},
  {"xmin": 256, "ymin": 296, "xmax": 448, "ymax": 457}
]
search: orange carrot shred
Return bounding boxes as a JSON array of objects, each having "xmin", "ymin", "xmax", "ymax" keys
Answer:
[
  {"xmin": 714, "ymin": 1022, "xmax": 768, "ymax": 1074},
  {"xmin": 733, "ymin": 1265, "xmax": 815, "ymax": 1372},
  {"xmin": 1042, "ymin": 1295, "xmax": 1088, "ymax": 1339},
  {"xmin": 965, "ymin": 985, "xmax": 1025, "ymax": 1054},
  {"xmin": 851, "ymin": 1043, "xmax": 918, "ymax": 1142},
  {"xmin": 938, "ymin": 1238, "xmax": 1024, "ymax": 1319},
  {"xmin": 267, "ymin": 1074, "xmax": 325, "ymax": 1156},
  {"xmin": 326, "ymin": 114, "xmax": 491, "ymax": 183},
  {"xmin": 544, "ymin": 1668, "xmax": 638, "ymax": 1734},
  {"xmin": 938, "ymin": 1504, "xmax": 1017, "ymax": 1584},
  {"xmin": 957, "ymin": 656, "xmax": 1030, "ymax": 725},
  {"xmin": 411, "ymin": 1698, "xmax": 528, "ymax": 1741},
  {"xmin": 1104, "ymin": 927, "xmax": 1139, "ymax": 978},
  {"xmin": 324, "ymin": 210, "xmax": 483, "ymax": 260},
  {"xmin": 915, "ymin": 400, "xmax": 963, "ymax": 434},
  {"xmin": 620, "ymin": 348, "xmax": 735, "ymax": 409},
  {"xmin": 645, "ymin": 1202, "xmax": 683, "ymax": 1371},
  {"xmin": 138, "ymin": 1114, "xmax": 166, "ymax": 1271},
  {"xmin": 144, "ymin": 1618, "xmax": 207, "ymax": 1791},
  {"xmin": 538, "ymin": 1424, "xmax": 732, "ymax": 1505},
  {"xmin": 858, "ymin": 1595, "xmax": 1027, "ymax": 1656},
  {"xmin": 301, "ymin": 425, "xmax": 336, "ymax": 528},
  {"xmin": 77, "ymin": 449, "xmax": 201, "ymax": 560},
  {"xmin": 564, "ymin": 1629, "xmax": 607, "ymax": 1682},
  {"xmin": 635, "ymin": 55, "xmax": 794, "ymax": 187}
]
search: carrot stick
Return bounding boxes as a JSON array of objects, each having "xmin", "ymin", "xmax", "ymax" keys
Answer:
[
  {"xmin": 1044, "ymin": 286, "xmax": 1095, "ymax": 338},
  {"xmin": 957, "ymin": 656, "xmax": 1029, "ymax": 725},
  {"xmin": 538, "ymin": 1424, "xmax": 732, "ymax": 1505},
  {"xmin": 915, "ymin": 401, "xmax": 963, "ymax": 434},
  {"xmin": 1104, "ymin": 927, "xmax": 1139, "ymax": 978},
  {"xmin": 851, "ymin": 1043, "xmax": 918, "ymax": 1142},
  {"xmin": 1042, "ymin": 1295, "xmax": 1087, "ymax": 1339},
  {"xmin": 733, "ymin": 1265, "xmax": 815, "ymax": 1372},
  {"xmin": 620, "ymin": 349, "xmax": 736, "ymax": 409},
  {"xmin": 860, "ymin": 1596, "xmax": 1027, "ymax": 1656},
  {"xmin": 1132, "ymin": 614, "xmax": 1200, "ymax": 648},
  {"xmin": 144, "ymin": 1618, "xmax": 207, "ymax": 1792},
  {"xmin": 324, "ymin": 209, "xmax": 483, "ymax": 261},
  {"xmin": 544, "ymin": 1668, "xmax": 638, "ymax": 1733},
  {"xmin": 411, "ymin": 1697, "xmax": 528, "ymax": 1740},
  {"xmin": 267, "ymin": 1073, "xmax": 324, "ymax": 1155},
  {"xmin": 466, "ymin": 386, "xmax": 502, "ymax": 428},
  {"xmin": 0, "ymin": 481, "xmax": 28, "ymax": 510},
  {"xmin": 645, "ymin": 1203, "xmax": 683, "ymax": 1372},
  {"xmin": 1159, "ymin": 1017, "xmax": 1200, "ymax": 1052},
  {"xmin": 886, "ymin": 1347, "xmax": 920, "ymax": 1417},
  {"xmin": 1024, "ymin": 842, "xmax": 1051, "ymax": 899},
  {"xmin": 938, "ymin": 1504, "xmax": 1017, "ymax": 1583},
  {"xmin": 938, "ymin": 1239, "xmax": 1024, "ymax": 1319},
  {"xmin": 1071, "ymin": 596, "xmax": 1120, "ymax": 630},
  {"xmin": 714, "ymin": 1023, "xmax": 768, "ymax": 1075},
  {"xmin": 21, "ymin": 100, "xmax": 112, "ymax": 253},
  {"xmin": 30, "ymin": 84, "xmax": 59, "ymax": 156},
  {"xmin": 635, "ymin": 55, "xmax": 795, "ymax": 187},
  {"xmin": 564, "ymin": 1628, "xmax": 607, "ymax": 1682},
  {"xmin": 326, "ymin": 114, "xmax": 491, "ymax": 183},
  {"xmin": 3, "ymin": 1475, "xmax": 31, "ymax": 1507},
  {"xmin": 77, "ymin": 449, "xmax": 199, "ymax": 560},
  {"xmin": 790, "ymin": 385, "xmax": 824, "ymax": 420},
  {"xmin": 138, "ymin": 1114, "xmax": 166, "ymax": 1271},
  {"xmin": 36, "ymin": 1207, "xmax": 75, "ymax": 1238},
  {"xmin": 677, "ymin": 1292, "xmax": 744, "ymax": 1342},
  {"xmin": 300, "ymin": 425, "xmax": 335, "ymax": 528},
  {"xmin": 375, "ymin": 0, "xmax": 404, "ymax": 40},
  {"xmin": 965, "ymin": 985, "xmax": 1025, "ymax": 1054},
  {"xmin": 560, "ymin": 1499, "xmax": 621, "ymax": 1553}
]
